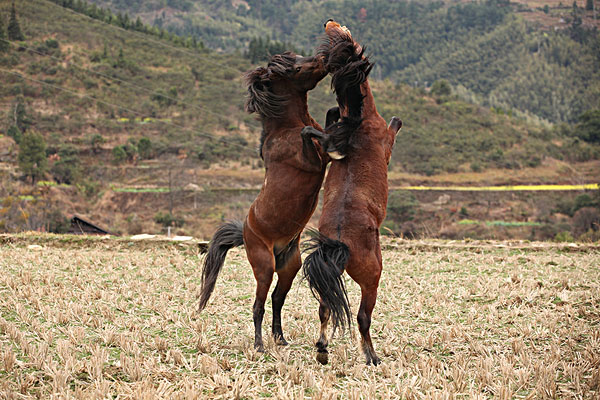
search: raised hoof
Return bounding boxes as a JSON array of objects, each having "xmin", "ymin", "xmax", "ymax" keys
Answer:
[
  {"xmin": 316, "ymin": 350, "xmax": 329, "ymax": 365},
  {"xmin": 301, "ymin": 126, "xmax": 313, "ymax": 137},
  {"xmin": 327, "ymin": 151, "xmax": 345, "ymax": 160}
]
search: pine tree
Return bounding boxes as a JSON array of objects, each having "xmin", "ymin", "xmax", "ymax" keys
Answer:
[
  {"xmin": 7, "ymin": 2, "xmax": 24, "ymax": 41},
  {"xmin": 0, "ymin": 12, "xmax": 8, "ymax": 52},
  {"xmin": 18, "ymin": 131, "xmax": 47, "ymax": 184}
]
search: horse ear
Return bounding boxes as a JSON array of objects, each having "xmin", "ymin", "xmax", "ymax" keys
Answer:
[{"xmin": 388, "ymin": 117, "xmax": 402, "ymax": 135}]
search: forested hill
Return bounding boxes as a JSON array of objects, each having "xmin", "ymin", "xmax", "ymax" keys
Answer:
[
  {"xmin": 87, "ymin": 0, "xmax": 600, "ymax": 124},
  {"xmin": 0, "ymin": 0, "xmax": 598, "ymax": 179}
]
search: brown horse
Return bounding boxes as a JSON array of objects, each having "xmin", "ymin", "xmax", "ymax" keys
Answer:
[
  {"xmin": 302, "ymin": 21, "xmax": 402, "ymax": 365},
  {"xmin": 198, "ymin": 52, "xmax": 330, "ymax": 352}
]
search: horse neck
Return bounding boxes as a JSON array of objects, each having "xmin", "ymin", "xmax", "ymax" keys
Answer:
[
  {"xmin": 339, "ymin": 80, "xmax": 377, "ymax": 120},
  {"xmin": 263, "ymin": 91, "xmax": 311, "ymax": 132},
  {"xmin": 360, "ymin": 80, "xmax": 377, "ymax": 116}
]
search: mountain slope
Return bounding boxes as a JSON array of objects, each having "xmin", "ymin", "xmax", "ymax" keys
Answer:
[
  {"xmin": 88, "ymin": 0, "xmax": 600, "ymax": 123},
  {"xmin": 0, "ymin": 0, "xmax": 597, "ymax": 179}
]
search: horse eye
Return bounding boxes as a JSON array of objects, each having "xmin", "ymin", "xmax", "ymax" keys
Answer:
[{"xmin": 296, "ymin": 66, "xmax": 302, "ymax": 72}]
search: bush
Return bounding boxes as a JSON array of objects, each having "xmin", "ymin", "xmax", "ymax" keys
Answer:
[
  {"xmin": 386, "ymin": 190, "xmax": 419, "ymax": 226},
  {"xmin": 554, "ymin": 231, "xmax": 575, "ymax": 242},
  {"xmin": 46, "ymin": 208, "xmax": 70, "ymax": 233},
  {"xmin": 89, "ymin": 134, "xmax": 105, "ymax": 154},
  {"xmin": 572, "ymin": 207, "xmax": 600, "ymax": 237},
  {"xmin": 154, "ymin": 212, "xmax": 185, "ymax": 228},
  {"xmin": 138, "ymin": 137, "xmax": 152, "ymax": 159},
  {"xmin": 112, "ymin": 145, "xmax": 127, "ymax": 164}
]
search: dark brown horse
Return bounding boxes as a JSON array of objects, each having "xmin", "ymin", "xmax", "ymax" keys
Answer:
[
  {"xmin": 302, "ymin": 21, "xmax": 402, "ymax": 365},
  {"xmin": 198, "ymin": 52, "xmax": 329, "ymax": 352}
]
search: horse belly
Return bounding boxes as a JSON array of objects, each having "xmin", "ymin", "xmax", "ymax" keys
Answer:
[{"xmin": 249, "ymin": 170, "xmax": 323, "ymax": 240}]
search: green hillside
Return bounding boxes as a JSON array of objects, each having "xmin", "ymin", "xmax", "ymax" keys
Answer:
[
  {"xmin": 0, "ymin": 0, "xmax": 599, "ymax": 239},
  {"xmin": 0, "ymin": 0, "xmax": 598, "ymax": 179},
  {"xmin": 88, "ymin": 0, "xmax": 600, "ymax": 123}
]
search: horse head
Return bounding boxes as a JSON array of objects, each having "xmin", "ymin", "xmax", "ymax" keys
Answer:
[
  {"xmin": 245, "ymin": 52, "xmax": 327, "ymax": 118},
  {"xmin": 319, "ymin": 20, "xmax": 372, "ymax": 112}
]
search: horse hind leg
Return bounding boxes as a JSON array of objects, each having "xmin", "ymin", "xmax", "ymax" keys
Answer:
[
  {"xmin": 271, "ymin": 239, "xmax": 301, "ymax": 346},
  {"xmin": 245, "ymin": 230, "xmax": 275, "ymax": 352},
  {"xmin": 316, "ymin": 300, "xmax": 331, "ymax": 365},
  {"xmin": 357, "ymin": 285, "xmax": 381, "ymax": 365}
]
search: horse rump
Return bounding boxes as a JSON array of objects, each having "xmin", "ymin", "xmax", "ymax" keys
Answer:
[
  {"xmin": 198, "ymin": 220, "xmax": 244, "ymax": 311},
  {"xmin": 302, "ymin": 229, "xmax": 352, "ymax": 331}
]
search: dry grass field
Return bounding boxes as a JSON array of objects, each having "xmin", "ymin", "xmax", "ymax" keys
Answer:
[{"xmin": 0, "ymin": 235, "xmax": 599, "ymax": 399}]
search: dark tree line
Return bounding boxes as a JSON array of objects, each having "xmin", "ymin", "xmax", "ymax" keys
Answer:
[{"xmin": 48, "ymin": 0, "xmax": 204, "ymax": 50}]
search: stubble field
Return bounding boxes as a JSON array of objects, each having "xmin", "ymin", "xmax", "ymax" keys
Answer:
[{"xmin": 0, "ymin": 236, "xmax": 599, "ymax": 399}]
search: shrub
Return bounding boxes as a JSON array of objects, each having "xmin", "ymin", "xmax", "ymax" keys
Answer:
[
  {"xmin": 89, "ymin": 134, "xmax": 105, "ymax": 154},
  {"xmin": 112, "ymin": 145, "xmax": 127, "ymax": 164},
  {"xmin": 46, "ymin": 208, "xmax": 70, "ymax": 233},
  {"xmin": 154, "ymin": 212, "xmax": 185, "ymax": 228},
  {"xmin": 554, "ymin": 231, "xmax": 575, "ymax": 242},
  {"xmin": 572, "ymin": 207, "xmax": 600, "ymax": 237},
  {"xmin": 138, "ymin": 137, "xmax": 152, "ymax": 159},
  {"xmin": 387, "ymin": 191, "xmax": 419, "ymax": 224}
]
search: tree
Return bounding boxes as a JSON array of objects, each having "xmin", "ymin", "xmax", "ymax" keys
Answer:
[
  {"xmin": 586, "ymin": 0, "xmax": 594, "ymax": 10},
  {"xmin": 0, "ymin": 12, "xmax": 8, "ymax": 52},
  {"xmin": 138, "ymin": 137, "xmax": 153, "ymax": 159},
  {"xmin": 7, "ymin": 2, "xmax": 24, "ymax": 41},
  {"xmin": 12, "ymin": 96, "xmax": 30, "ymax": 133},
  {"xmin": 7, "ymin": 125, "xmax": 21, "ymax": 144},
  {"xmin": 574, "ymin": 110, "xmax": 600, "ymax": 143},
  {"xmin": 18, "ymin": 132, "xmax": 47, "ymax": 184},
  {"xmin": 430, "ymin": 79, "xmax": 452, "ymax": 96},
  {"xmin": 50, "ymin": 144, "xmax": 81, "ymax": 184},
  {"xmin": 89, "ymin": 134, "xmax": 105, "ymax": 154}
]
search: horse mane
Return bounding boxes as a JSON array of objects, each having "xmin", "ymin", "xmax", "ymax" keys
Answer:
[
  {"xmin": 244, "ymin": 52, "xmax": 298, "ymax": 119},
  {"xmin": 319, "ymin": 29, "xmax": 373, "ymax": 156}
]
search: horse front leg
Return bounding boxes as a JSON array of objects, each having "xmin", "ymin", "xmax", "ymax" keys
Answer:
[{"xmin": 299, "ymin": 126, "xmax": 328, "ymax": 172}]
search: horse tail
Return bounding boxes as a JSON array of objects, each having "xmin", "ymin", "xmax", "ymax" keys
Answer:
[
  {"xmin": 302, "ymin": 230, "xmax": 352, "ymax": 331},
  {"xmin": 198, "ymin": 220, "xmax": 244, "ymax": 311}
]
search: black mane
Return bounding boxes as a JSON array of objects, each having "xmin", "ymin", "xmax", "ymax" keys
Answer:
[
  {"xmin": 244, "ymin": 52, "xmax": 298, "ymax": 119},
  {"xmin": 319, "ymin": 29, "xmax": 372, "ymax": 156}
]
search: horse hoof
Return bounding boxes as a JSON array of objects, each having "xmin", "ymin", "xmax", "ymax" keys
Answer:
[
  {"xmin": 255, "ymin": 344, "xmax": 265, "ymax": 353},
  {"xmin": 277, "ymin": 338, "xmax": 289, "ymax": 346},
  {"xmin": 316, "ymin": 351, "xmax": 329, "ymax": 365},
  {"xmin": 367, "ymin": 356, "xmax": 381, "ymax": 366}
]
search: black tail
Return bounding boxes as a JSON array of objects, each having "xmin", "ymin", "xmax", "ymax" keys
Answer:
[
  {"xmin": 302, "ymin": 230, "xmax": 352, "ymax": 332},
  {"xmin": 198, "ymin": 220, "xmax": 244, "ymax": 311}
]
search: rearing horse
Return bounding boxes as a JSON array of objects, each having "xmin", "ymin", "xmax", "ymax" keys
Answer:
[
  {"xmin": 302, "ymin": 21, "xmax": 402, "ymax": 365},
  {"xmin": 198, "ymin": 52, "xmax": 329, "ymax": 351}
]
